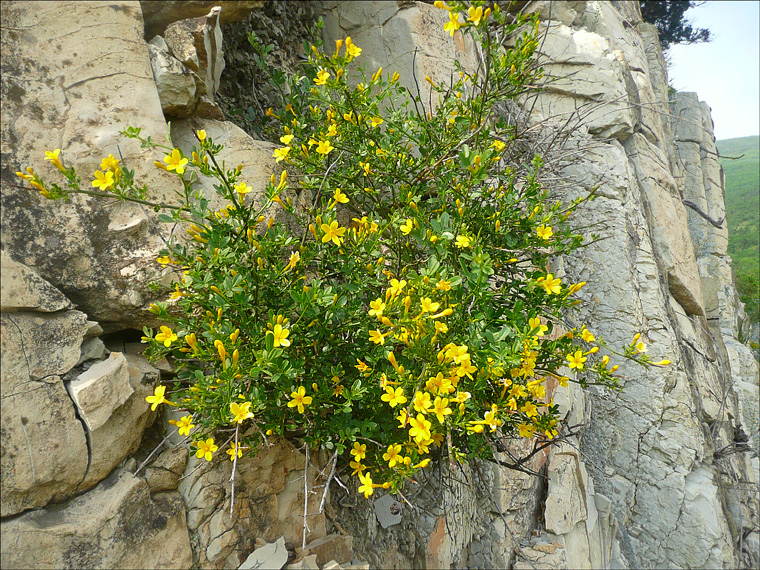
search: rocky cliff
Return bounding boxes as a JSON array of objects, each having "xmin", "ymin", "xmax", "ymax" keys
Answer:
[{"xmin": 1, "ymin": 1, "xmax": 757, "ymax": 569}]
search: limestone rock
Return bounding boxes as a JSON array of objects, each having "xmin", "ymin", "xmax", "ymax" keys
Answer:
[
  {"xmin": 76, "ymin": 336, "xmax": 106, "ymax": 365},
  {"xmin": 286, "ymin": 554, "xmax": 319, "ymax": 570},
  {"xmin": 180, "ymin": 437, "xmax": 326, "ymax": 568},
  {"xmin": 68, "ymin": 352, "xmax": 133, "ymax": 432},
  {"xmin": 145, "ymin": 446, "xmax": 188, "ymax": 493},
  {"xmin": 141, "ymin": 0, "xmax": 264, "ymax": 38},
  {"xmin": 1, "ymin": 0, "xmax": 182, "ymax": 328},
  {"xmin": 238, "ymin": 536, "xmax": 288, "ymax": 570},
  {"xmin": 545, "ymin": 452, "xmax": 588, "ymax": 535},
  {"xmin": 0, "ymin": 469, "xmax": 193, "ymax": 569},
  {"xmin": 304, "ymin": 533, "xmax": 353, "ymax": 566},
  {"xmin": 79, "ymin": 353, "xmax": 159, "ymax": 489},
  {"xmin": 0, "ymin": 250, "xmax": 72, "ymax": 313},
  {"xmin": 148, "ymin": 35, "xmax": 198, "ymax": 117}
]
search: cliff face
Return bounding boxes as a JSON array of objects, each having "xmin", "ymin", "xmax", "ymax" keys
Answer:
[{"xmin": 1, "ymin": 2, "xmax": 757, "ymax": 569}]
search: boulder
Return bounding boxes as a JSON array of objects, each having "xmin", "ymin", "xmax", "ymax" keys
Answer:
[
  {"xmin": 1, "ymin": 0, "xmax": 182, "ymax": 329},
  {"xmin": 0, "ymin": 469, "xmax": 193, "ymax": 570},
  {"xmin": 68, "ymin": 352, "xmax": 133, "ymax": 432},
  {"xmin": 141, "ymin": 0, "xmax": 264, "ymax": 39},
  {"xmin": 148, "ymin": 35, "xmax": 198, "ymax": 117},
  {"xmin": 0, "ymin": 250, "xmax": 72, "ymax": 313}
]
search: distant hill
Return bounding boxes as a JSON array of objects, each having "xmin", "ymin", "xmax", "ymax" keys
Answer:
[{"xmin": 716, "ymin": 136, "xmax": 759, "ymax": 326}]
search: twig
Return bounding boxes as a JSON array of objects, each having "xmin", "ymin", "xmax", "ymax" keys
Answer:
[
  {"xmin": 302, "ymin": 444, "xmax": 311, "ymax": 549},
  {"xmin": 318, "ymin": 449, "xmax": 339, "ymax": 514},
  {"xmin": 135, "ymin": 433, "xmax": 175, "ymax": 475},
  {"xmin": 229, "ymin": 423, "xmax": 240, "ymax": 516}
]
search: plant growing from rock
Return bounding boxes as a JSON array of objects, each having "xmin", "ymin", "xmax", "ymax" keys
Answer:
[{"xmin": 18, "ymin": 0, "xmax": 670, "ymax": 528}]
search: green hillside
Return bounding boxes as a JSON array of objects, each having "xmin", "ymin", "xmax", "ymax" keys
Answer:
[{"xmin": 716, "ymin": 136, "xmax": 759, "ymax": 326}]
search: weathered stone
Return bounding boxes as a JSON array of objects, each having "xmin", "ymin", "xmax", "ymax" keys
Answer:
[
  {"xmin": 141, "ymin": 0, "xmax": 265, "ymax": 38},
  {"xmin": 69, "ymin": 352, "xmax": 133, "ymax": 432},
  {"xmin": 76, "ymin": 336, "xmax": 106, "ymax": 365},
  {"xmin": 1, "ymin": 0, "xmax": 182, "ymax": 328},
  {"xmin": 148, "ymin": 35, "xmax": 198, "ymax": 117},
  {"xmin": 0, "ymin": 250, "xmax": 72, "ymax": 313},
  {"xmin": 545, "ymin": 452, "xmax": 588, "ymax": 535},
  {"xmin": 79, "ymin": 353, "xmax": 158, "ymax": 489},
  {"xmin": 305, "ymin": 533, "xmax": 353, "ymax": 566},
  {"xmin": 286, "ymin": 554, "xmax": 319, "ymax": 570},
  {"xmin": 0, "ymin": 469, "xmax": 193, "ymax": 569},
  {"xmin": 238, "ymin": 536, "xmax": 288, "ymax": 570},
  {"xmin": 373, "ymin": 494, "xmax": 403, "ymax": 529},
  {"xmin": 145, "ymin": 446, "xmax": 189, "ymax": 493}
]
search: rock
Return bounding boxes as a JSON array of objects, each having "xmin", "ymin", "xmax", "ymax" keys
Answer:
[
  {"xmin": 77, "ymin": 336, "xmax": 106, "ymax": 365},
  {"xmin": 286, "ymin": 554, "xmax": 319, "ymax": 570},
  {"xmin": 304, "ymin": 533, "xmax": 354, "ymax": 566},
  {"xmin": 0, "ymin": 311, "xmax": 90, "ymax": 516},
  {"xmin": 144, "ymin": 446, "xmax": 188, "ymax": 493},
  {"xmin": 544, "ymin": 452, "xmax": 588, "ymax": 535},
  {"xmin": 0, "ymin": 250, "xmax": 72, "ymax": 313},
  {"xmin": 1, "ymin": 0, "xmax": 183, "ymax": 328},
  {"xmin": 0, "ymin": 469, "xmax": 193, "ymax": 569},
  {"xmin": 373, "ymin": 494, "xmax": 402, "ymax": 529},
  {"xmin": 238, "ymin": 536, "xmax": 288, "ymax": 570},
  {"xmin": 148, "ymin": 35, "xmax": 198, "ymax": 117},
  {"xmin": 79, "ymin": 353, "xmax": 159, "ymax": 490},
  {"xmin": 163, "ymin": 7, "xmax": 225, "ymax": 108},
  {"xmin": 68, "ymin": 352, "xmax": 133, "ymax": 432},
  {"xmin": 141, "ymin": 1, "xmax": 265, "ymax": 38}
]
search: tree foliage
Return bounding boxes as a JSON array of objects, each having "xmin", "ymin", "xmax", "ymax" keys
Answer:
[{"xmin": 640, "ymin": 1, "xmax": 711, "ymax": 49}]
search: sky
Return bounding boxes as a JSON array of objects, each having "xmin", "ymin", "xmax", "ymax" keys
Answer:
[{"xmin": 666, "ymin": 1, "xmax": 760, "ymax": 141}]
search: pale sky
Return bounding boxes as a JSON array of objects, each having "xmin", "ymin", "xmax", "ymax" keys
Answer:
[{"xmin": 667, "ymin": 1, "xmax": 760, "ymax": 141}]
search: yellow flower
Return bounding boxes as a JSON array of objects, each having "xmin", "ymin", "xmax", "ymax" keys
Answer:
[
  {"xmin": 581, "ymin": 328, "xmax": 596, "ymax": 343},
  {"xmin": 196, "ymin": 129, "xmax": 207, "ymax": 142},
  {"xmin": 400, "ymin": 219, "xmax": 414, "ymax": 235},
  {"xmin": 369, "ymin": 298, "xmax": 386, "ymax": 318},
  {"xmin": 280, "ymin": 134, "xmax": 294, "ymax": 145},
  {"xmin": 345, "ymin": 37, "xmax": 362, "ymax": 59},
  {"xmin": 529, "ymin": 317, "xmax": 548, "ymax": 336},
  {"xmin": 369, "ymin": 329, "xmax": 387, "ymax": 345},
  {"xmin": 163, "ymin": 149, "xmax": 188, "ymax": 174},
  {"xmin": 45, "ymin": 148, "xmax": 63, "ymax": 167},
  {"xmin": 350, "ymin": 460, "xmax": 366, "ymax": 476},
  {"xmin": 420, "ymin": 297, "xmax": 441, "ymax": 313},
  {"xmin": 268, "ymin": 323, "xmax": 291, "ymax": 348},
  {"xmin": 383, "ymin": 444, "xmax": 402, "ymax": 468},
  {"xmin": 155, "ymin": 326, "xmax": 177, "ymax": 347},
  {"xmin": 156, "ymin": 255, "xmax": 172, "ymax": 265},
  {"xmin": 316, "ymin": 139, "xmax": 334, "ymax": 155},
  {"xmin": 537, "ymin": 274, "xmax": 562, "ymax": 295},
  {"xmin": 321, "ymin": 220, "xmax": 346, "ymax": 245},
  {"xmin": 230, "ymin": 401, "xmax": 254, "ymax": 424},
  {"xmin": 358, "ymin": 472, "xmax": 374, "ymax": 498},
  {"xmin": 435, "ymin": 321, "xmax": 449, "ymax": 335},
  {"xmin": 227, "ymin": 442, "xmax": 243, "ymax": 461},
  {"xmin": 413, "ymin": 391, "xmax": 432, "ymax": 414},
  {"xmin": 467, "ymin": 5, "xmax": 483, "ymax": 25},
  {"xmin": 491, "ymin": 140, "xmax": 506, "ymax": 151},
  {"xmin": 520, "ymin": 401, "xmax": 538, "ymax": 418},
  {"xmin": 381, "ymin": 386, "xmax": 407, "ymax": 407},
  {"xmin": 434, "ymin": 1, "xmax": 450, "ymax": 10},
  {"xmin": 443, "ymin": 11, "xmax": 463, "ymax": 35},
  {"xmin": 566, "ymin": 351, "xmax": 587, "ymax": 370},
  {"xmin": 409, "ymin": 414, "xmax": 432, "ymax": 443},
  {"xmin": 195, "ymin": 438, "xmax": 218, "ymax": 461},
  {"xmin": 146, "ymin": 385, "xmax": 170, "ymax": 411},
  {"xmin": 168, "ymin": 414, "xmax": 195, "ymax": 436},
  {"xmin": 350, "ymin": 441, "xmax": 367, "ymax": 461},
  {"xmin": 369, "ymin": 117, "xmax": 384, "ymax": 128},
  {"xmin": 333, "ymin": 188, "xmax": 349, "ymax": 204},
  {"xmin": 355, "ymin": 359, "xmax": 371, "ymax": 374},
  {"xmin": 634, "ymin": 341, "xmax": 647, "ymax": 354},
  {"xmin": 92, "ymin": 170, "xmax": 115, "ymax": 190},
  {"xmin": 536, "ymin": 225, "xmax": 553, "ymax": 240},
  {"xmin": 314, "ymin": 69, "xmax": 330, "ymax": 85},
  {"xmin": 100, "ymin": 154, "xmax": 119, "ymax": 171},
  {"xmin": 235, "ymin": 182, "xmax": 251, "ymax": 196},
  {"xmin": 273, "ymin": 146, "xmax": 291, "ymax": 162},
  {"xmin": 436, "ymin": 280, "xmax": 452, "ymax": 291},
  {"xmin": 432, "ymin": 397, "xmax": 452, "ymax": 424},
  {"xmin": 284, "ymin": 250, "xmax": 300, "ymax": 272},
  {"xmin": 518, "ymin": 424, "xmax": 535, "ymax": 438},
  {"xmin": 287, "ymin": 386, "xmax": 312, "ymax": 413},
  {"xmin": 388, "ymin": 279, "xmax": 407, "ymax": 298},
  {"xmin": 455, "ymin": 235, "xmax": 472, "ymax": 248}
]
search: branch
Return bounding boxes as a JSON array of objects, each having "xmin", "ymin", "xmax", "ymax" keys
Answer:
[{"xmin": 683, "ymin": 199, "xmax": 724, "ymax": 228}]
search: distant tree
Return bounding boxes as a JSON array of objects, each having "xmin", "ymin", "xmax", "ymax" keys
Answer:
[{"xmin": 640, "ymin": 1, "xmax": 712, "ymax": 49}]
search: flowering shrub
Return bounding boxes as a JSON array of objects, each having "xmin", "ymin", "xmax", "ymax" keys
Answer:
[{"xmin": 17, "ymin": 1, "xmax": 669, "ymax": 500}]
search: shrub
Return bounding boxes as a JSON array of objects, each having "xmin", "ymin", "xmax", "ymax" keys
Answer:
[{"xmin": 17, "ymin": 1, "xmax": 669, "ymax": 504}]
